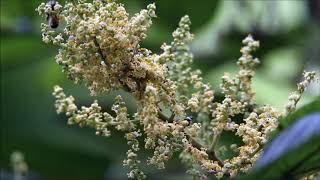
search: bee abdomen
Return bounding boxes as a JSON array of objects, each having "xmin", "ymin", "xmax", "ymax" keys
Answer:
[{"xmin": 48, "ymin": 15, "xmax": 59, "ymax": 29}]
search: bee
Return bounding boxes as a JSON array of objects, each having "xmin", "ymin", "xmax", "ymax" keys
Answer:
[
  {"xmin": 46, "ymin": 0, "xmax": 59, "ymax": 28},
  {"xmin": 184, "ymin": 116, "xmax": 193, "ymax": 125}
]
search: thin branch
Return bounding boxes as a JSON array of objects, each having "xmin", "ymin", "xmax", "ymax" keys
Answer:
[
  {"xmin": 93, "ymin": 37, "xmax": 108, "ymax": 64},
  {"xmin": 186, "ymin": 134, "xmax": 224, "ymax": 166}
]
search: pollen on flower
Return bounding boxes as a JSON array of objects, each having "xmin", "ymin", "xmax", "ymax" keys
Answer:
[{"xmin": 37, "ymin": 1, "xmax": 317, "ymax": 179}]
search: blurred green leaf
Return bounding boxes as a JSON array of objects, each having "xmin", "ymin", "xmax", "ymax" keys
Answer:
[
  {"xmin": 39, "ymin": 58, "xmax": 65, "ymax": 91},
  {"xmin": 239, "ymin": 136, "xmax": 320, "ymax": 180},
  {"xmin": 252, "ymin": 74, "xmax": 292, "ymax": 109},
  {"xmin": 191, "ymin": 0, "xmax": 307, "ymax": 57},
  {"xmin": 278, "ymin": 97, "xmax": 320, "ymax": 129},
  {"xmin": 1, "ymin": 60, "xmax": 129, "ymax": 179},
  {"xmin": 1, "ymin": 36, "xmax": 54, "ymax": 70},
  {"xmin": 261, "ymin": 48, "xmax": 302, "ymax": 84},
  {"xmin": 238, "ymin": 99, "xmax": 320, "ymax": 180}
]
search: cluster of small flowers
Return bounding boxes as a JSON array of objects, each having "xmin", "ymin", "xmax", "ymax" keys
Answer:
[
  {"xmin": 37, "ymin": 0, "xmax": 157, "ymax": 96},
  {"xmin": 53, "ymin": 85, "xmax": 144, "ymax": 176},
  {"xmin": 284, "ymin": 71, "xmax": 317, "ymax": 115},
  {"xmin": 123, "ymin": 131, "xmax": 146, "ymax": 179},
  {"xmin": 205, "ymin": 36, "xmax": 283, "ymax": 176},
  {"xmin": 10, "ymin": 151, "xmax": 28, "ymax": 180},
  {"xmin": 300, "ymin": 171, "xmax": 320, "ymax": 180},
  {"xmin": 38, "ymin": 1, "xmax": 317, "ymax": 179}
]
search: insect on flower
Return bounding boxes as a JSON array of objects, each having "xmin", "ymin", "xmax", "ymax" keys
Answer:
[
  {"xmin": 46, "ymin": 0, "xmax": 59, "ymax": 28},
  {"xmin": 184, "ymin": 116, "xmax": 193, "ymax": 125}
]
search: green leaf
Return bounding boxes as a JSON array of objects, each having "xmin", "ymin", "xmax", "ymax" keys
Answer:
[
  {"xmin": 278, "ymin": 97, "xmax": 320, "ymax": 130},
  {"xmin": 239, "ymin": 136, "xmax": 320, "ymax": 180}
]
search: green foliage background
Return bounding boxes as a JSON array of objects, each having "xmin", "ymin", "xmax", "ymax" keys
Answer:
[{"xmin": 1, "ymin": 0, "xmax": 319, "ymax": 179}]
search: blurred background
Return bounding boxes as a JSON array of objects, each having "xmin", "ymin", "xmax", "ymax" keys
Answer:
[{"xmin": 1, "ymin": 0, "xmax": 320, "ymax": 179}]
